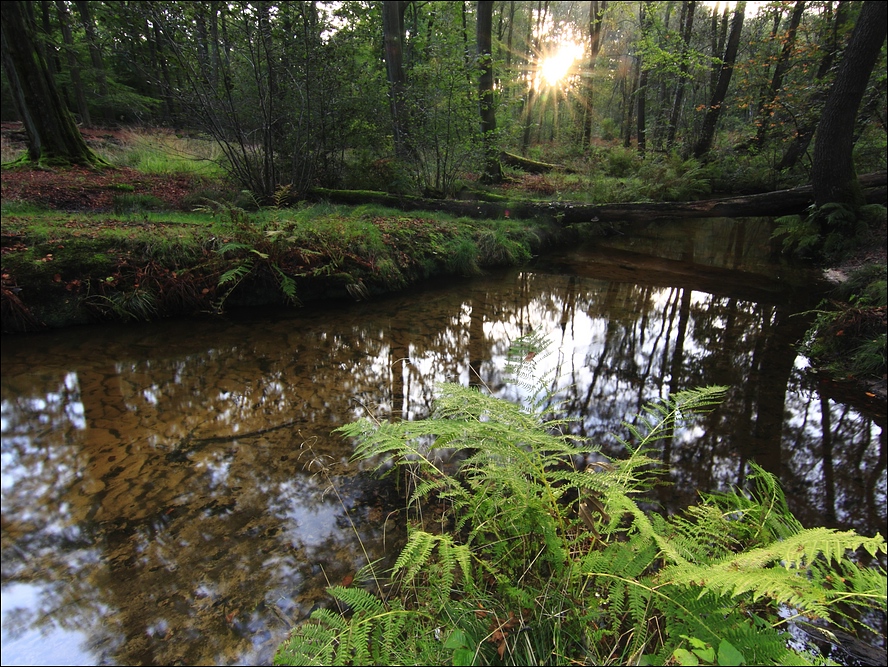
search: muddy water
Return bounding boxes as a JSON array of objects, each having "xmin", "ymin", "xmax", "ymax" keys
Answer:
[{"xmin": 2, "ymin": 218, "xmax": 885, "ymax": 665}]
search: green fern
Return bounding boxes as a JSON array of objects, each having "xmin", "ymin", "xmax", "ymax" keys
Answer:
[{"xmin": 276, "ymin": 337, "xmax": 885, "ymax": 666}]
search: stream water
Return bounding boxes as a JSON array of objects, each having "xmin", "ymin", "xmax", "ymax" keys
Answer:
[{"xmin": 2, "ymin": 217, "xmax": 885, "ymax": 665}]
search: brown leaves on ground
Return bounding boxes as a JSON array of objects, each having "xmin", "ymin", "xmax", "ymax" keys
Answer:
[{"xmin": 1, "ymin": 164, "xmax": 202, "ymax": 213}]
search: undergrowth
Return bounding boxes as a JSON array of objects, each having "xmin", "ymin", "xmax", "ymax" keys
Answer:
[
  {"xmin": 773, "ymin": 203, "xmax": 886, "ymax": 261},
  {"xmin": 274, "ymin": 336, "xmax": 887, "ymax": 666},
  {"xmin": 799, "ymin": 263, "xmax": 888, "ymax": 381}
]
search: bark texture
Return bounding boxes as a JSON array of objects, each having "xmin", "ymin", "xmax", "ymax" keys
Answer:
[
  {"xmin": 812, "ymin": 1, "xmax": 887, "ymax": 208},
  {"xmin": 0, "ymin": 1, "xmax": 102, "ymax": 165}
]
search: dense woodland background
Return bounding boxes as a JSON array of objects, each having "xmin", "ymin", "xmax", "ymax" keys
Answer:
[{"xmin": 1, "ymin": 1, "xmax": 885, "ymax": 203}]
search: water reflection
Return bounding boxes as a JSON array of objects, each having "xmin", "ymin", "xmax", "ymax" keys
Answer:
[{"xmin": 2, "ymin": 218, "xmax": 885, "ymax": 664}]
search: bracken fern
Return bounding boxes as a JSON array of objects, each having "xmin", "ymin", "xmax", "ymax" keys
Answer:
[{"xmin": 275, "ymin": 336, "xmax": 886, "ymax": 666}]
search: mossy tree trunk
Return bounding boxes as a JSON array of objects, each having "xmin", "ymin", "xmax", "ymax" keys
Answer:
[{"xmin": 0, "ymin": 1, "xmax": 106, "ymax": 167}]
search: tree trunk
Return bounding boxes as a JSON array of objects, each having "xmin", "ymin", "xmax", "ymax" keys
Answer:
[
  {"xmin": 581, "ymin": 0, "xmax": 607, "ymax": 146},
  {"xmin": 521, "ymin": 0, "xmax": 547, "ymax": 153},
  {"xmin": 0, "ymin": 1, "xmax": 104, "ymax": 166},
  {"xmin": 666, "ymin": 0, "xmax": 696, "ymax": 150},
  {"xmin": 636, "ymin": 2, "xmax": 651, "ymax": 156},
  {"xmin": 503, "ymin": 0, "xmax": 516, "ymax": 101},
  {"xmin": 477, "ymin": 1, "xmax": 502, "ymax": 183},
  {"xmin": 54, "ymin": 0, "xmax": 91, "ymax": 127},
  {"xmin": 811, "ymin": 1, "xmax": 886, "ymax": 209},
  {"xmin": 778, "ymin": 0, "xmax": 849, "ymax": 171},
  {"xmin": 694, "ymin": 1, "xmax": 746, "ymax": 158},
  {"xmin": 752, "ymin": 1, "xmax": 805, "ymax": 148},
  {"xmin": 710, "ymin": 3, "xmax": 729, "ymax": 95},
  {"xmin": 383, "ymin": 1, "xmax": 410, "ymax": 160},
  {"xmin": 308, "ymin": 172, "xmax": 886, "ymax": 225},
  {"xmin": 636, "ymin": 65, "xmax": 647, "ymax": 156},
  {"xmin": 499, "ymin": 151, "xmax": 575, "ymax": 174},
  {"xmin": 74, "ymin": 0, "xmax": 110, "ymax": 122},
  {"xmin": 623, "ymin": 56, "xmax": 640, "ymax": 149}
]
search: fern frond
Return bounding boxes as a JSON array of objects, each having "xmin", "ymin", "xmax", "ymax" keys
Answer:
[
  {"xmin": 664, "ymin": 528, "xmax": 887, "ymax": 615},
  {"xmin": 273, "ymin": 265, "xmax": 299, "ymax": 303},
  {"xmin": 218, "ymin": 261, "xmax": 253, "ymax": 285},
  {"xmin": 217, "ymin": 241, "xmax": 251, "ymax": 255},
  {"xmin": 393, "ymin": 530, "xmax": 438, "ymax": 585},
  {"xmin": 274, "ymin": 617, "xmax": 339, "ymax": 666},
  {"xmin": 622, "ymin": 386, "xmax": 728, "ymax": 451}
]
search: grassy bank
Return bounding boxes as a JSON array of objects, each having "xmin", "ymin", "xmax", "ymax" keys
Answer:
[
  {"xmin": 1, "ymin": 127, "xmax": 579, "ymax": 333},
  {"xmin": 0, "ymin": 199, "xmax": 561, "ymax": 332}
]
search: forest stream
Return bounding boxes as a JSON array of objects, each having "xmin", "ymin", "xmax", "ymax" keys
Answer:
[{"xmin": 1, "ymin": 216, "xmax": 885, "ymax": 665}]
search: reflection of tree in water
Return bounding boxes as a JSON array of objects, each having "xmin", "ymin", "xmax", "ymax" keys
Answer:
[
  {"xmin": 2, "ymin": 222, "xmax": 884, "ymax": 664},
  {"xmin": 2, "ymin": 363, "xmax": 404, "ymax": 663},
  {"xmin": 781, "ymin": 373, "xmax": 886, "ymax": 536}
]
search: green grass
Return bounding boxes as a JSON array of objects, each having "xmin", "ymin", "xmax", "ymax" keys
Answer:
[
  {"xmin": 1, "ymin": 190, "xmax": 556, "ymax": 331},
  {"xmin": 100, "ymin": 129, "xmax": 227, "ymax": 178}
]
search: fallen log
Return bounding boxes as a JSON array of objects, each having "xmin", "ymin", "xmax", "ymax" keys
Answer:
[
  {"xmin": 499, "ymin": 151, "xmax": 576, "ymax": 174},
  {"xmin": 307, "ymin": 172, "xmax": 886, "ymax": 224}
]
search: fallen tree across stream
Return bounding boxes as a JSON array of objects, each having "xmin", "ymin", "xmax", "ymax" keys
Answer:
[{"xmin": 308, "ymin": 171, "xmax": 886, "ymax": 224}]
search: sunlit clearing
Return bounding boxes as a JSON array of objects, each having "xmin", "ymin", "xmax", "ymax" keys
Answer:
[{"xmin": 539, "ymin": 41, "xmax": 585, "ymax": 87}]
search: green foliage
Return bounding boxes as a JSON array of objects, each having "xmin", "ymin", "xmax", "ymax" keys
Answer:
[
  {"xmin": 637, "ymin": 155, "xmax": 713, "ymax": 202},
  {"xmin": 275, "ymin": 338, "xmax": 886, "ymax": 666},
  {"xmin": 605, "ymin": 147, "xmax": 643, "ymax": 178},
  {"xmin": 799, "ymin": 263, "xmax": 888, "ymax": 380},
  {"xmin": 774, "ymin": 203, "xmax": 886, "ymax": 260},
  {"xmin": 84, "ymin": 285, "xmax": 158, "ymax": 322},
  {"xmin": 772, "ymin": 212, "xmax": 821, "ymax": 257},
  {"xmin": 198, "ymin": 200, "xmax": 301, "ymax": 310}
]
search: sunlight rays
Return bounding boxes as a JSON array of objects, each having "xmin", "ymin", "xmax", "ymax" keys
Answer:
[{"xmin": 538, "ymin": 40, "xmax": 585, "ymax": 88}]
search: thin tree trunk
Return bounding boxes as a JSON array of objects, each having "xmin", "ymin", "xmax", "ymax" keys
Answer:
[
  {"xmin": 636, "ymin": 3, "xmax": 650, "ymax": 157},
  {"xmin": 582, "ymin": 1, "xmax": 607, "ymax": 146},
  {"xmin": 521, "ymin": 0, "xmax": 547, "ymax": 153},
  {"xmin": 666, "ymin": 1, "xmax": 695, "ymax": 149},
  {"xmin": 74, "ymin": 0, "xmax": 110, "ymax": 122},
  {"xmin": 778, "ymin": 0, "xmax": 849, "ymax": 171},
  {"xmin": 582, "ymin": 0, "xmax": 607, "ymax": 146},
  {"xmin": 693, "ymin": 1, "xmax": 746, "ymax": 158},
  {"xmin": 752, "ymin": 1, "xmax": 805, "ymax": 147},
  {"xmin": 637, "ymin": 65, "xmax": 647, "ymax": 156},
  {"xmin": 477, "ymin": 1, "xmax": 502, "ymax": 183},
  {"xmin": 503, "ymin": 1, "xmax": 516, "ymax": 100},
  {"xmin": 209, "ymin": 1, "xmax": 221, "ymax": 91},
  {"xmin": 383, "ymin": 1, "xmax": 410, "ymax": 160},
  {"xmin": 623, "ymin": 56, "xmax": 640, "ymax": 148},
  {"xmin": 711, "ymin": 4, "xmax": 729, "ymax": 95}
]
